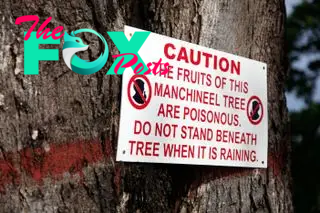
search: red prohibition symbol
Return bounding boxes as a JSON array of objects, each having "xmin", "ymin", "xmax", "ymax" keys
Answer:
[
  {"xmin": 246, "ymin": 95, "xmax": 264, "ymax": 125},
  {"xmin": 127, "ymin": 75, "xmax": 152, "ymax": 110}
]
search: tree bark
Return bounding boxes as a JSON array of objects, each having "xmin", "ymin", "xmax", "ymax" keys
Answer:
[{"xmin": 0, "ymin": 0, "xmax": 292, "ymax": 212}]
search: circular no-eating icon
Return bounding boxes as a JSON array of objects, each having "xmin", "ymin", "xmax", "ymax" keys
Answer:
[
  {"xmin": 127, "ymin": 75, "xmax": 152, "ymax": 110},
  {"xmin": 246, "ymin": 96, "xmax": 264, "ymax": 125}
]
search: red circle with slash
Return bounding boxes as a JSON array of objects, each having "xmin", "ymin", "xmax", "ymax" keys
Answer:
[
  {"xmin": 127, "ymin": 75, "xmax": 152, "ymax": 110},
  {"xmin": 246, "ymin": 96, "xmax": 264, "ymax": 125}
]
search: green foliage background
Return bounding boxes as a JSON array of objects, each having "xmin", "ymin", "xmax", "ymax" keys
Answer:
[{"xmin": 287, "ymin": 0, "xmax": 320, "ymax": 212}]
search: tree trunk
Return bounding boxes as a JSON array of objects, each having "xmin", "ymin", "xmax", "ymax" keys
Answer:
[{"xmin": 0, "ymin": 0, "xmax": 292, "ymax": 212}]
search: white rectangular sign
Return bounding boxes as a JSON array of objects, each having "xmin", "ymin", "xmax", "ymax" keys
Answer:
[{"xmin": 116, "ymin": 26, "xmax": 268, "ymax": 168}]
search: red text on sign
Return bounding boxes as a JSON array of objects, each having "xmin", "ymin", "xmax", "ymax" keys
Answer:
[
  {"xmin": 164, "ymin": 43, "xmax": 241, "ymax": 75},
  {"xmin": 155, "ymin": 122, "xmax": 178, "ymax": 138},
  {"xmin": 229, "ymin": 79, "xmax": 248, "ymax": 94},
  {"xmin": 163, "ymin": 144, "xmax": 206, "ymax": 159},
  {"xmin": 134, "ymin": 120, "xmax": 152, "ymax": 136},
  {"xmin": 129, "ymin": 140, "xmax": 160, "ymax": 156},
  {"xmin": 223, "ymin": 95, "xmax": 246, "ymax": 110},
  {"xmin": 216, "ymin": 130, "xmax": 257, "ymax": 145},
  {"xmin": 157, "ymin": 103, "xmax": 180, "ymax": 119},
  {"xmin": 220, "ymin": 148, "xmax": 256, "ymax": 162}
]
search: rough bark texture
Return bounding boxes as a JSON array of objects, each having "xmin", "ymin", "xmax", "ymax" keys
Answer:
[{"xmin": 0, "ymin": 0, "xmax": 292, "ymax": 212}]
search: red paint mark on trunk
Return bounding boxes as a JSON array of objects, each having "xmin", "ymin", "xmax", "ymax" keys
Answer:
[
  {"xmin": 114, "ymin": 167, "xmax": 121, "ymax": 195},
  {"xmin": 0, "ymin": 138, "xmax": 285, "ymax": 194},
  {"xmin": 0, "ymin": 158, "xmax": 20, "ymax": 192},
  {"xmin": 268, "ymin": 154, "xmax": 282, "ymax": 177},
  {"xmin": 20, "ymin": 139, "xmax": 107, "ymax": 182},
  {"xmin": 0, "ymin": 139, "xmax": 111, "ymax": 190}
]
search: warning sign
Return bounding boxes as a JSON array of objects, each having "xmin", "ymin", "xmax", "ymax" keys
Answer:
[
  {"xmin": 117, "ymin": 26, "xmax": 268, "ymax": 168},
  {"xmin": 128, "ymin": 75, "xmax": 152, "ymax": 110},
  {"xmin": 246, "ymin": 96, "xmax": 264, "ymax": 125}
]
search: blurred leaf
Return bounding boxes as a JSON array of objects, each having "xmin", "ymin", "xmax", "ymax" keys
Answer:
[{"xmin": 308, "ymin": 59, "xmax": 320, "ymax": 71}]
